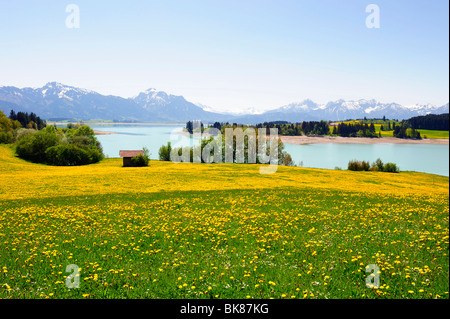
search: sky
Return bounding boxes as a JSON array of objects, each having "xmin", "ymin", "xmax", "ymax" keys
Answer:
[{"xmin": 0, "ymin": 0, "xmax": 448, "ymax": 113}]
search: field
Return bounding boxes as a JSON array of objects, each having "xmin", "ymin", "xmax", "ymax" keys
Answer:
[
  {"xmin": 416, "ymin": 129, "xmax": 450, "ymax": 139},
  {"xmin": 330, "ymin": 122, "xmax": 449, "ymax": 139},
  {"xmin": 345, "ymin": 123, "xmax": 449, "ymax": 139},
  {"xmin": 0, "ymin": 145, "xmax": 448, "ymax": 299},
  {"xmin": 373, "ymin": 125, "xmax": 449, "ymax": 139}
]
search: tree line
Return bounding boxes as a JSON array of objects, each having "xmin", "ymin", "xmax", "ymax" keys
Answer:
[
  {"xmin": 193, "ymin": 112, "xmax": 448, "ymax": 140},
  {"xmin": 159, "ymin": 130, "xmax": 296, "ymax": 167},
  {"xmin": 9, "ymin": 110, "xmax": 46, "ymax": 130},
  {"xmin": 331, "ymin": 122, "xmax": 378, "ymax": 137},
  {"xmin": 405, "ymin": 113, "xmax": 449, "ymax": 131},
  {"xmin": 1, "ymin": 110, "xmax": 46, "ymax": 144},
  {"xmin": 195, "ymin": 120, "xmax": 379, "ymax": 138}
]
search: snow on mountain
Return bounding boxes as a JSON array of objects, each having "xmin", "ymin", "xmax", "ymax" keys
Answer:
[
  {"xmin": 0, "ymin": 82, "xmax": 448, "ymax": 123},
  {"xmin": 275, "ymin": 99, "xmax": 318, "ymax": 113}
]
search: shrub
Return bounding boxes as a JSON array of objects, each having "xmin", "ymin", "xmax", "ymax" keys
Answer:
[
  {"xmin": 15, "ymin": 124, "xmax": 103, "ymax": 165},
  {"xmin": 281, "ymin": 152, "xmax": 295, "ymax": 166},
  {"xmin": 348, "ymin": 160, "xmax": 360, "ymax": 171},
  {"xmin": 130, "ymin": 148, "xmax": 150, "ymax": 167},
  {"xmin": 370, "ymin": 158, "xmax": 384, "ymax": 171},
  {"xmin": 14, "ymin": 128, "xmax": 36, "ymax": 143},
  {"xmin": 350, "ymin": 158, "xmax": 399, "ymax": 173},
  {"xmin": 383, "ymin": 162, "xmax": 400, "ymax": 173},
  {"xmin": 361, "ymin": 160, "xmax": 370, "ymax": 171},
  {"xmin": 16, "ymin": 130, "xmax": 61, "ymax": 163},
  {"xmin": 86, "ymin": 147, "xmax": 104, "ymax": 163},
  {"xmin": 130, "ymin": 154, "xmax": 149, "ymax": 167},
  {"xmin": 45, "ymin": 144, "xmax": 91, "ymax": 166},
  {"xmin": 0, "ymin": 131, "xmax": 13, "ymax": 144},
  {"xmin": 348, "ymin": 160, "xmax": 370, "ymax": 171}
]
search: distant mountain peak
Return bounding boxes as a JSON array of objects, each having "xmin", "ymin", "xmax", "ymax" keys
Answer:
[
  {"xmin": 44, "ymin": 81, "xmax": 65, "ymax": 87},
  {"xmin": 0, "ymin": 82, "xmax": 448, "ymax": 123}
]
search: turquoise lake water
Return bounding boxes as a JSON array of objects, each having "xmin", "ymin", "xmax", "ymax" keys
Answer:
[{"xmin": 91, "ymin": 125, "xmax": 449, "ymax": 177}]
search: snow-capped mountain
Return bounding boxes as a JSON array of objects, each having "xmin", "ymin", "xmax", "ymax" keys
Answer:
[
  {"xmin": 0, "ymin": 82, "xmax": 448, "ymax": 123},
  {"xmin": 239, "ymin": 99, "xmax": 449, "ymax": 123},
  {"xmin": 0, "ymin": 82, "xmax": 142, "ymax": 121},
  {"xmin": 132, "ymin": 89, "xmax": 226, "ymax": 122}
]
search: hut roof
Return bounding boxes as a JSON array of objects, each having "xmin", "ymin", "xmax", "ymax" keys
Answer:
[{"xmin": 119, "ymin": 150, "xmax": 144, "ymax": 158}]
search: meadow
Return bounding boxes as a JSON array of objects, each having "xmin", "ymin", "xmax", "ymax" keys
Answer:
[
  {"xmin": 335, "ymin": 122, "xmax": 449, "ymax": 139},
  {"xmin": 0, "ymin": 145, "xmax": 448, "ymax": 299},
  {"xmin": 372, "ymin": 124, "xmax": 449, "ymax": 139}
]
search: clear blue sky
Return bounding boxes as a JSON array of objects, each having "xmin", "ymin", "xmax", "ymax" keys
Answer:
[{"xmin": 0, "ymin": 0, "xmax": 448, "ymax": 112}]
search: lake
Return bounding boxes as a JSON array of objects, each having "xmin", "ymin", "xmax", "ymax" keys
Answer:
[{"xmin": 91, "ymin": 124, "xmax": 449, "ymax": 177}]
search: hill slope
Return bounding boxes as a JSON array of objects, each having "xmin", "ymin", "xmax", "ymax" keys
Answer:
[{"xmin": 0, "ymin": 144, "xmax": 448, "ymax": 299}]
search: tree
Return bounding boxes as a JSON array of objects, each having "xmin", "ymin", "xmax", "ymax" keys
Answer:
[
  {"xmin": 158, "ymin": 142, "xmax": 172, "ymax": 161},
  {"xmin": 186, "ymin": 121, "xmax": 193, "ymax": 134},
  {"xmin": 10, "ymin": 110, "xmax": 46, "ymax": 130},
  {"xmin": 281, "ymin": 152, "xmax": 295, "ymax": 166}
]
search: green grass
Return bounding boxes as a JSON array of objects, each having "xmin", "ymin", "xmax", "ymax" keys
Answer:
[
  {"xmin": 330, "ymin": 122, "xmax": 448, "ymax": 139},
  {"xmin": 0, "ymin": 144, "xmax": 448, "ymax": 299},
  {"xmin": 0, "ymin": 188, "xmax": 448, "ymax": 299},
  {"xmin": 417, "ymin": 129, "xmax": 449, "ymax": 139}
]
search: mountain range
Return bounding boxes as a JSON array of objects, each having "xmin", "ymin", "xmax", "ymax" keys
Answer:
[{"xmin": 0, "ymin": 82, "xmax": 448, "ymax": 124}]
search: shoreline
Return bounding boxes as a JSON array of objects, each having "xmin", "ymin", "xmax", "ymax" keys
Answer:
[
  {"xmin": 176, "ymin": 130, "xmax": 449, "ymax": 145},
  {"xmin": 93, "ymin": 130, "xmax": 117, "ymax": 135},
  {"xmin": 280, "ymin": 135, "xmax": 449, "ymax": 145},
  {"xmin": 91, "ymin": 126, "xmax": 449, "ymax": 145},
  {"xmin": 50, "ymin": 122, "xmax": 184, "ymax": 126}
]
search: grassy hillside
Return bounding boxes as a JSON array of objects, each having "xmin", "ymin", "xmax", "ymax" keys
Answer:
[
  {"xmin": 0, "ymin": 145, "xmax": 448, "ymax": 299},
  {"xmin": 417, "ymin": 129, "xmax": 450, "ymax": 139}
]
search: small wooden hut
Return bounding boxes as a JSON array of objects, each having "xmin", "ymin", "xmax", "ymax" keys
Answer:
[{"xmin": 119, "ymin": 150, "xmax": 144, "ymax": 167}]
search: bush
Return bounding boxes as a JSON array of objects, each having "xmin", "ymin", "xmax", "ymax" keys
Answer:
[
  {"xmin": 45, "ymin": 144, "xmax": 91, "ymax": 166},
  {"xmin": 347, "ymin": 160, "xmax": 359, "ymax": 171},
  {"xmin": 348, "ymin": 160, "xmax": 370, "ymax": 171},
  {"xmin": 45, "ymin": 144, "xmax": 103, "ymax": 166},
  {"xmin": 14, "ymin": 128, "xmax": 36, "ymax": 143},
  {"xmin": 15, "ymin": 124, "xmax": 104, "ymax": 165},
  {"xmin": 281, "ymin": 152, "xmax": 295, "ymax": 166},
  {"xmin": 350, "ymin": 158, "xmax": 399, "ymax": 173},
  {"xmin": 383, "ymin": 162, "xmax": 400, "ymax": 173},
  {"xmin": 16, "ymin": 130, "xmax": 61, "ymax": 163},
  {"xmin": 361, "ymin": 160, "xmax": 370, "ymax": 171},
  {"xmin": 130, "ymin": 154, "xmax": 149, "ymax": 167},
  {"xmin": 0, "ymin": 131, "xmax": 13, "ymax": 144},
  {"xmin": 370, "ymin": 158, "xmax": 384, "ymax": 171},
  {"xmin": 86, "ymin": 147, "xmax": 104, "ymax": 163},
  {"xmin": 130, "ymin": 148, "xmax": 150, "ymax": 167}
]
